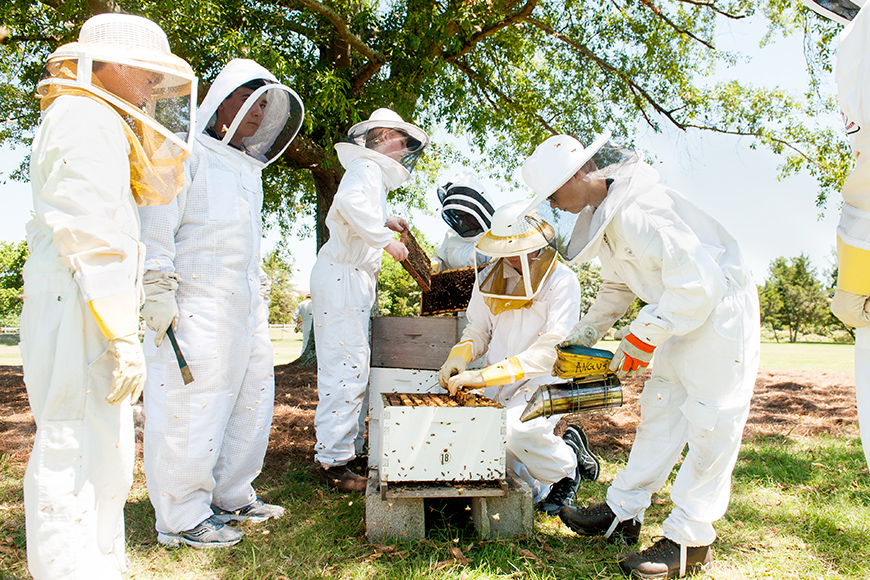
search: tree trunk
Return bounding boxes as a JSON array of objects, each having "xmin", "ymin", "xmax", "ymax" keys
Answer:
[{"xmin": 290, "ymin": 319, "xmax": 317, "ymax": 368}]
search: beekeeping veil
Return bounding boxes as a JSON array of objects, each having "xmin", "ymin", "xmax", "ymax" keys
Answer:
[
  {"xmin": 801, "ymin": 0, "xmax": 866, "ymax": 24},
  {"xmin": 197, "ymin": 58, "xmax": 304, "ymax": 167},
  {"xmin": 335, "ymin": 108, "xmax": 429, "ymax": 190},
  {"xmin": 37, "ymin": 13, "xmax": 197, "ymax": 206},
  {"xmin": 437, "ymin": 170, "xmax": 495, "ymax": 238},
  {"xmin": 475, "ymin": 200, "xmax": 558, "ymax": 315},
  {"xmin": 520, "ymin": 132, "xmax": 643, "ymax": 264}
]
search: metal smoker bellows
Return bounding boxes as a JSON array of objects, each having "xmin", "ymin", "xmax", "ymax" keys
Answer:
[{"xmin": 520, "ymin": 344, "xmax": 623, "ymax": 422}]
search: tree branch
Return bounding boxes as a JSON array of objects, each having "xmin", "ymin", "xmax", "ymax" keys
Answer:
[
  {"xmin": 288, "ymin": 0, "xmax": 386, "ymax": 65},
  {"xmin": 451, "ymin": 58, "xmax": 558, "ymax": 134},
  {"xmin": 527, "ymin": 17, "xmax": 684, "ymax": 127},
  {"xmin": 442, "ymin": 0, "xmax": 538, "ymax": 62},
  {"xmin": 674, "ymin": 0, "xmax": 747, "ymax": 20},
  {"xmin": 639, "ymin": 0, "xmax": 715, "ymax": 49}
]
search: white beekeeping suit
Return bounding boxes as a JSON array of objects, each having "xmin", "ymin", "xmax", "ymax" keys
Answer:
[
  {"xmin": 311, "ymin": 108, "xmax": 428, "ymax": 490},
  {"xmin": 139, "ymin": 58, "xmax": 303, "ymax": 546},
  {"xmin": 522, "ymin": 135, "xmax": 759, "ymax": 571},
  {"xmin": 804, "ymin": 0, "xmax": 870, "ymax": 473},
  {"xmin": 433, "ymin": 171, "xmax": 495, "ymax": 271},
  {"xmin": 293, "ymin": 297, "xmax": 313, "ymax": 350},
  {"xmin": 21, "ymin": 13, "xmax": 195, "ymax": 579},
  {"xmin": 438, "ymin": 201, "xmax": 589, "ymax": 507}
]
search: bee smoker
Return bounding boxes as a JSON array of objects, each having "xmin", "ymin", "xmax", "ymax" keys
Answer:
[{"xmin": 519, "ymin": 375, "xmax": 622, "ymax": 422}]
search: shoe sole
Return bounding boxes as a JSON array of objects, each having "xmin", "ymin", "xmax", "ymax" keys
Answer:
[
  {"xmin": 212, "ymin": 513, "xmax": 273, "ymax": 524},
  {"xmin": 628, "ymin": 562, "xmax": 710, "ymax": 579},
  {"xmin": 563, "ymin": 519, "xmax": 640, "ymax": 545},
  {"xmin": 157, "ymin": 531, "xmax": 243, "ymax": 549},
  {"xmin": 564, "ymin": 426, "xmax": 600, "ymax": 481}
]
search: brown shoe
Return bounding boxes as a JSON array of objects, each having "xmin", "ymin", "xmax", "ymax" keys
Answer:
[
  {"xmin": 618, "ymin": 537, "xmax": 712, "ymax": 579},
  {"xmin": 318, "ymin": 465, "xmax": 367, "ymax": 492}
]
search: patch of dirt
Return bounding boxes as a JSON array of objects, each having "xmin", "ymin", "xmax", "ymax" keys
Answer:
[{"xmin": 0, "ymin": 365, "xmax": 859, "ymax": 469}]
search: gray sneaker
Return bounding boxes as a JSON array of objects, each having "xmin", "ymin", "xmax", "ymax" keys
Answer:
[
  {"xmin": 212, "ymin": 498, "xmax": 285, "ymax": 523},
  {"xmin": 562, "ymin": 425, "xmax": 600, "ymax": 481},
  {"xmin": 157, "ymin": 515, "xmax": 244, "ymax": 549}
]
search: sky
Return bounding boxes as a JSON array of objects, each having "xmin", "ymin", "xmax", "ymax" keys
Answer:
[{"xmin": 0, "ymin": 16, "xmax": 844, "ymax": 292}]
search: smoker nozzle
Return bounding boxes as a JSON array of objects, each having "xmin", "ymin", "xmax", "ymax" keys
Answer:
[{"xmin": 519, "ymin": 375, "xmax": 622, "ymax": 422}]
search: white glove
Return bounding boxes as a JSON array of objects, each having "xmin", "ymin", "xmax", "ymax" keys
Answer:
[
  {"xmin": 259, "ymin": 274, "xmax": 272, "ymax": 300},
  {"xmin": 446, "ymin": 370, "xmax": 486, "ymax": 397},
  {"xmin": 831, "ymin": 288, "xmax": 870, "ymax": 328},
  {"xmin": 141, "ymin": 271, "xmax": 179, "ymax": 347},
  {"xmin": 105, "ymin": 334, "xmax": 146, "ymax": 405},
  {"xmin": 438, "ymin": 356, "xmax": 468, "ymax": 389},
  {"xmin": 609, "ymin": 333, "xmax": 656, "ymax": 378},
  {"xmin": 559, "ymin": 323, "xmax": 600, "ymax": 348}
]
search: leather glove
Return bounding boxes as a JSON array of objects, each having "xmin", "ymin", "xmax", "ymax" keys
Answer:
[
  {"xmin": 439, "ymin": 356, "xmax": 468, "ymax": 389},
  {"xmin": 141, "ymin": 271, "xmax": 179, "ymax": 347},
  {"xmin": 609, "ymin": 333, "xmax": 656, "ymax": 378},
  {"xmin": 446, "ymin": 370, "xmax": 486, "ymax": 397},
  {"xmin": 613, "ymin": 326, "xmax": 631, "ymax": 341},
  {"xmin": 559, "ymin": 323, "xmax": 600, "ymax": 348},
  {"xmin": 105, "ymin": 334, "xmax": 146, "ymax": 405},
  {"xmin": 831, "ymin": 288, "xmax": 870, "ymax": 328}
]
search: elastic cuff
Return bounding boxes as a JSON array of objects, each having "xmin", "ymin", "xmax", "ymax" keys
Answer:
[
  {"xmin": 480, "ymin": 357, "xmax": 524, "ymax": 386},
  {"xmin": 448, "ymin": 340, "xmax": 474, "ymax": 363},
  {"xmin": 837, "ymin": 236, "xmax": 870, "ymax": 295}
]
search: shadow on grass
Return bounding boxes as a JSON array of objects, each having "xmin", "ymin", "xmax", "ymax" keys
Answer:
[{"xmin": 0, "ymin": 335, "xmax": 18, "ymax": 347}]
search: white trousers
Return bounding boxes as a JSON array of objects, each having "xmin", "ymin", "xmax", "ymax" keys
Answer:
[
  {"xmin": 606, "ymin": 287, "xmax": 760, "ymax": 547},
  {"xmin": 21, "ymin": 273, "xmax": 133, "ymax": 580},
  {"xmin": 143, "ymin": 301, "xmax": 274, "ymax": 534},
  {"xmin": 311, "ymin": 260, "xmax": 376, "ymax": 467},
  {"xmin": 488, "ymin": 381, "xmax": 578, "ymax": 502},
  {"xmin": 855, "ymin": 326, "xmax": 870, "ymax": 472}
]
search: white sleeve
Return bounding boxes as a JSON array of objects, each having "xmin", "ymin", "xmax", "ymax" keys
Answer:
[
  {"xmin": 138, "ymin": 148, "xmax": 192, "ymax": 274},
  {"xmin": 512, "ymin": 269, "xmax": 582, "ymax": 379},
  {"xmin": 331, "ymin": 160, "xmax": 395, "ymax": 249},
  {"xmin": 30, "ymin": 98, "xmax": 142, "ymax": 302},
  {"xmin": 579, "ymin": 279, "xmax": 637, "ymax": 339},
  {"xmin": 626, "ymin": 214, "xmax": 728, "ymax": 346}
]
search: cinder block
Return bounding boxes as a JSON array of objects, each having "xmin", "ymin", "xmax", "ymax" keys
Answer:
[
  {"xmin": 471, "ymin": 470, "xmax": 534, "ymax": 538},
  {"xmin": 365, "ymin": 475, "xmax": 426, "ymax": 541}
]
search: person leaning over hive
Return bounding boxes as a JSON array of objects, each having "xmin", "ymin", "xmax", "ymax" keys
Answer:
[
  {"xmin": 21, "ymin": 13, "xmax": 196, "ymax": 578},
  {"xmin": 311, "ymin": 108, "xmax": 429, "ymax": 491},
  {"xmin": 521, "ymin": 132, "xmax": 760, "ymax": 579},
  {"xmin": 432, "ymin": 170, "xmax": 495, "ymax": 271},
  {"xmin": 438, "ymin": 200, "xmax": 600, "ymax": 516},
  {"xmin": 138, "ymin": 58, "xmax": 304, "ymax": 548}
]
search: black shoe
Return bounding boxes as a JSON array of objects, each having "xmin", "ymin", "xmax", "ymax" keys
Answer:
[
  {"xmin": 559, "ymin": 502, "xmax": 641, "ymax": 544},
  {"xmin": 618, "ymin": 537, "xmax": 712, "ymax": 579},
  {"xmin": 318, "ymin": 465, "xmax": 367, "ymax": 492},
  {"xmin": 538, "ymin": 425, "xmax": 593, "ymax": 515},
  {"xmin": 157, "ymin": 515, "xmax": 244, "ymax": 549},
  {"xmin": 562, "ymin": 425, "xmax": 600, "ymax": 481}
]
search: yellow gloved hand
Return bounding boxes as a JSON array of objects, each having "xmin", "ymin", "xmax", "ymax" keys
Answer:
[
  {"xmin": 439, "ymin": 356, "xmax": 468, "ymax": 389},
  {"xmin": 105, "ymin": 334, "xmax": 146, "ymax": 405},
  {"xmin": 831, "ymin": 287, "xmax": 870, "ymax": 328},
  {"xmin": 88, "ymin": 292, "xmax": 145, "ymax": 406},
  {"xmin": 446, "ymin": 370, "xmax": 486, "ymax": 397}
]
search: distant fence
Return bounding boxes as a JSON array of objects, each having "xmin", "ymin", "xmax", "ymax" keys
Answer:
[{"xmin": 0, "ymin": 327, "xmax": 19, "ymax": 334}]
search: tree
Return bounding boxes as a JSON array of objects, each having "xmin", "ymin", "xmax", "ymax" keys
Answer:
[
  {"xmin": 758, "ymin": 254, "xmax": 828, "ymax": 343},
  {"xmin": 0, "ymin": 0, "xmax": 854, "ymax": 252},
  {"xmin": 262, "ymin": 246, "xmax": 299, "ymax": 324},
  {"xmin": 0, "ymin": 239, "xmax": 27, "ymax": 327},
  {"xmin": 376, "ymin": 227, "xmax": 435, "ymax": 317}
]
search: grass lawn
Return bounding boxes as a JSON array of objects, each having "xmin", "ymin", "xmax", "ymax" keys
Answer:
[{"xmin": 0, "ymin": 335, "xmax": 856, "ymax": 372}]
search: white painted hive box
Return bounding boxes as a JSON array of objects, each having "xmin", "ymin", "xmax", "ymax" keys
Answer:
[{"xmin": 379, "ymin": 393, "xmax": 506, "ymax": 482}]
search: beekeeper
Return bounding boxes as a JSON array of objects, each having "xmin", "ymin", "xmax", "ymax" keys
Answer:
[
  {"xmin": 432, "ymin": 171, "xmax": 495, "ymax": 271},
  {"xmin": 438, "ymin": 200, "xmax": 600, "ymax": 515},
  {"xmin": 138, "ymin": 58, "xmax": 304, "ymax": 548},
  {"xmin": 293, "ymin": 294, "xmax": 313, "ymax": 351},
  {"xmin": 312, "ymin": 108, "xmax": 428, "ymax": 491},
  {"xmin": 520, "ymin": 134, "xmax": 760, "ymax": 578},
  {"xmin": 803, "ymin": 0, "xmax": 870, "ymax": 474},
  {"xmin": 21, "ymin": 13, "xmax": 196, "ymax": 579}
]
